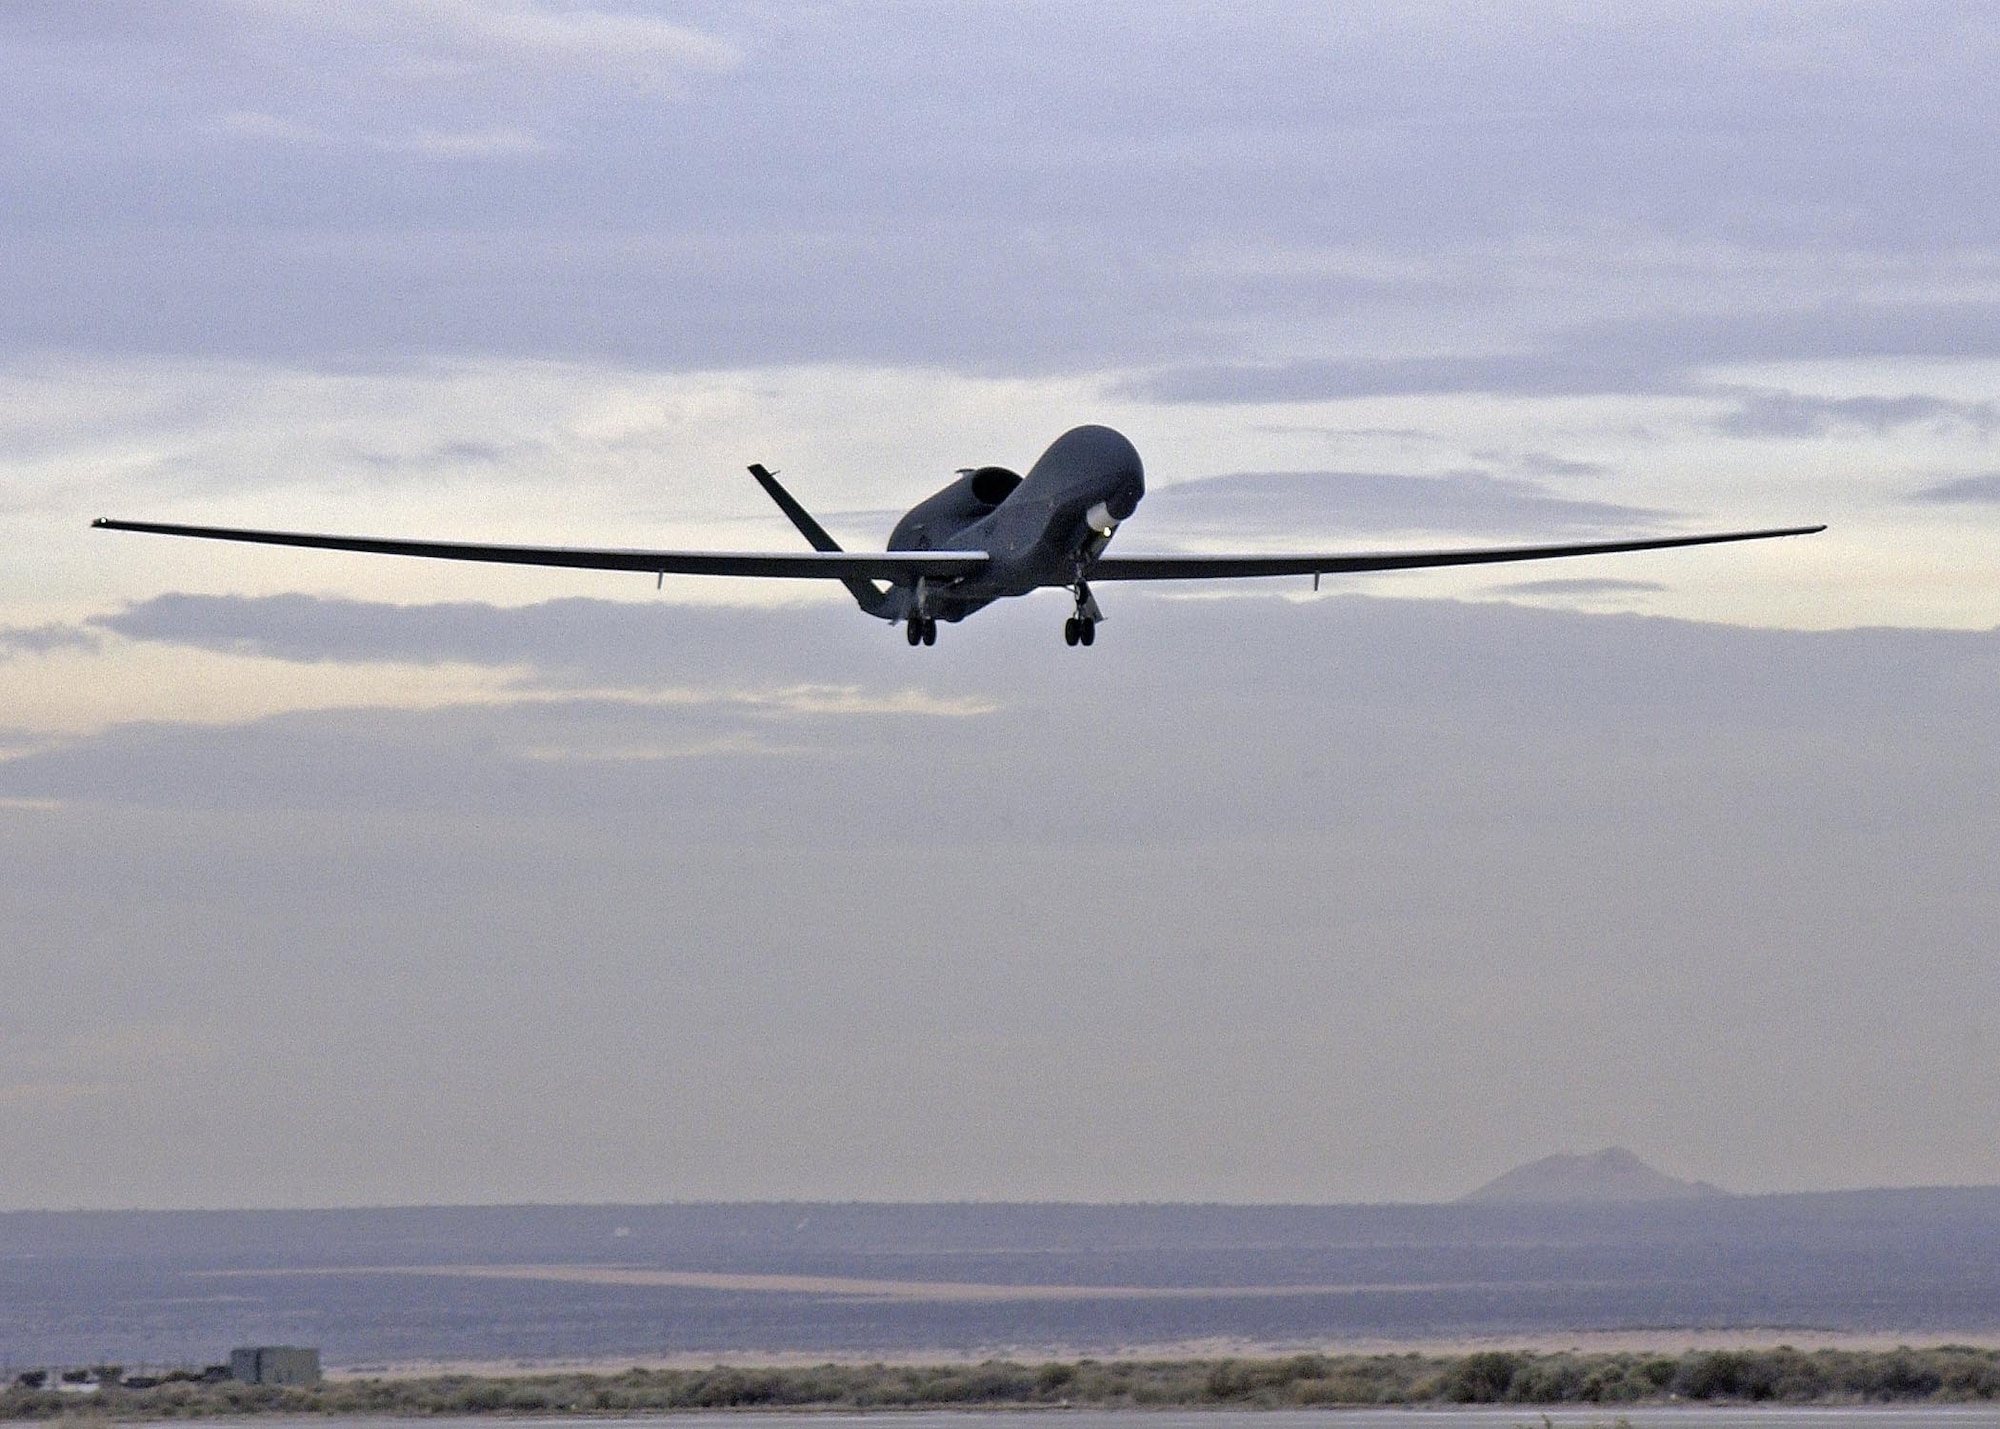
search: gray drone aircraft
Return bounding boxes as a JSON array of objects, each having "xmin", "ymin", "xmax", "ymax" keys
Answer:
[{"xmin": 96, "ymin": 424, "xmax": 1822, "ymax": 647}]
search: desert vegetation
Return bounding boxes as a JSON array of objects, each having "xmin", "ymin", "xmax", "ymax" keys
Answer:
[{"xmin": 6, "ymin": 1346, "xmax": 2000, "ymax": 1418}]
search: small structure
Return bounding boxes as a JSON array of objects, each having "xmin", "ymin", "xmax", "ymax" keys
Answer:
[{"xmin": 228, "ymin": 1347, "xmax": 320, "ymax": 1386}]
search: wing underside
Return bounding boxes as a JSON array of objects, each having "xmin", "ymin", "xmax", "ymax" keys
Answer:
[
  {"xmin": 92, "ymin": 518, "xmax": 1824, "ymax": 590},
  {"xmin": 90, "ymin": 519, "xmax": 988, "ymax": 582},
  {"xmin": 1088, "ymin": 526, "xmax": 1826, "ymax": 580}
]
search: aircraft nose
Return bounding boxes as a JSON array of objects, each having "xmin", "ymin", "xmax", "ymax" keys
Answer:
[
  {"xmin": 1101, "ymin": 445, "xmax": 1144, "ymax": 521},
  {"xmin": 1031, "ymin": 425, "xmax": 1145, "ymax": 518},
  {"xmin": 1105, "ymin": 482, "xmax": 1140, "ymax": 522},
  {"xmin": 1053, "ymin": 425, "xmax": 1144, "ymax": 518},
  {"xmin": 1107, "ymin": 466, "xmax": 1143, "ymax": 520}
]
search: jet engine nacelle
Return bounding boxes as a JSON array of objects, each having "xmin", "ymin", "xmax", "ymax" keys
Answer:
[{"xmin": 889, "ymin": 465, "xmax": 1024, "ymax": 550}]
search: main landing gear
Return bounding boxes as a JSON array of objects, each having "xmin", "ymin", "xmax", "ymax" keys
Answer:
[{"xmin": 905, "ymin": 615, "xmax": 937, "ymax": 646}]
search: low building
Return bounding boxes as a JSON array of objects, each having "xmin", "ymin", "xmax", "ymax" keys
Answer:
[{"xmin": 228, "ymin": 1347, "xmax": 320, "ymax": 1386}]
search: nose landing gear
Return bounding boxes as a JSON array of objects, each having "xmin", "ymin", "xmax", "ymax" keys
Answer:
[
  {"xmin": 905, "ymin": 615, "xmax": 937, "ymax": 646},
  {"xmin": 1063, "ymin": 580, "xmax": 1102, "ymax": 648}
]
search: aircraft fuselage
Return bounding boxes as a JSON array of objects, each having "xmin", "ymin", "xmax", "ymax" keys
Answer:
[{"xmin": 884, "ymin": 424, "xmax": 1145, "ymax": 623}]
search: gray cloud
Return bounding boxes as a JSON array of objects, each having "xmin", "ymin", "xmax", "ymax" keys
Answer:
[
  {"xmin": 1490, "ymin": 577, "xmax": 1668, "ymax": 598},
  {"xmin": 219, "ymin": 0, "xmax": 742, "ymax": 96},
  {"xmin": 0, "ymin": 621, "xmax": 99, "ymax": 656},
  {"xmin": 94, "ymin": 593, "xmax": 938, "ymax": 688},
  {"xmin": 345, "ymin": 437, "xmax": 541, "ymax": 472},
  {"xmin": 1146, "ymin": 471, "xmax": 1670, "ymax": 538},
  {"xmin": 39, "ymin": 591, "xmax": 2000, "ymax": 836},
  {"xmin": 6, "ymin": 6, "xmax": 2000, "ymax": 373},
  {"xmin": 1131, "ymin": 303, "xmax": 2000, "ymax": 404},
  {"xmin": 1486, "ymin": 452, "xmax": 1611, "ymax": 479},
  {"xmin": 1715, "ymin": 392, "xmax": 2000, "ymax": 440},
  {"xmin": 1130, "ymin": 352, "xmax": 1666, "ymax": 405},
  {"xmin": 96, "ymin": 593, "xmax": 516, "ymax": 667},
  {"xmin": 5, "ymin": 593, "xmax": 1999, "ymax": 1204},
  {"xmin": 1910, "ymin": 472, "xmax": 2000, "ymax": 505}
]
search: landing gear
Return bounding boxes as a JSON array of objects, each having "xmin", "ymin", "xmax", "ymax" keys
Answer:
[
  {"xmin": 905, "ymin": 616, "xmax": 937, "ymax": 646},
  {"xmin": 1063, "ymin": 579, "xmax": 1101, "ymax": 647}
]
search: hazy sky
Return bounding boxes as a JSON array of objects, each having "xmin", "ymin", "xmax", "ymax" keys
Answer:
[{"xmin": 3, "ymin": 1, "xmax": 1998, "ymax": 1209}]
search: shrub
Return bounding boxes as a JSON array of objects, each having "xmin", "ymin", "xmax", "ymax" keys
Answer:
[{"xmin": 1448, "ymin": 1352, "xmax": 1526, "ymax": 1402}]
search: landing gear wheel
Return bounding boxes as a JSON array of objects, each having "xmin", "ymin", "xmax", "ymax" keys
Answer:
[
  {"xmin": 921, "ymin": 617, "xmax": 937, "ymax": 646},
  {"xmin": 906, "ymin": 619, "xmax": 923, "ymax": 646},
  {"xmin": 1067, "ymin": 577, "xmax": 1101, "ymax": 649}
]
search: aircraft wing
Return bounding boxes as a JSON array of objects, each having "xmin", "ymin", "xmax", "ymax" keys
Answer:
[
  {"xmin": 1088, "ymin": 525, "xmax": 1825, "ymax": 581},
  {"xmin": 90, "ymin": 519, "xmax": 988, "ymax": 582}
]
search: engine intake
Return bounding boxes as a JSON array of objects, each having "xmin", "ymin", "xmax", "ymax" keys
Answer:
[{"xmin": 969, "ymin": 466, "xmax": 1023, "ymax": 506}]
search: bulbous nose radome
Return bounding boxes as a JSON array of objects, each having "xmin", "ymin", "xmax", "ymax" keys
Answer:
[{"xmin": 1104, "ymin": 477, "xmax": 1142, "ymax": 522}]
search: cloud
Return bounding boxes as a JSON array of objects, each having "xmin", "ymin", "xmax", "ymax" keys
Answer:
[
  {"xmin": 217, "ymin": 110, "xmax": 552, "ymax": 158},
  {"xmin": 1909, "ymin": 473, "xmax": 2000, "ymax": 505},
  {"xmin": 9, "ymin": 7, "xmax": 2000, "ymax": 378},
  {"xmin": 1146, "ymin": 470, "xmax": 1671, "ymax": 538},
  {"xmin": 214, "ymin": 109, "xmax": 329, "ymax": 145},
  {"xmin": 0, "ymin": 622, "xmax": 100, "ymax": 657},
  {"xmin": 225, "ymin": 0, "xmax": 739, "ymax": 92},
  {"xmin": 345, "ymin": 436, "xmax": 540, "ymax": 471},
  {"xmin": 1714, "ymin": 392, "xmax": 2000, "ymax": 440},
  {"xmin": 93, "ymin": 594, "xmax": 895, "ymax": 686},
  {"xmin": 1486, "ymin": 452, "xmax": 1612, "ymax": 479},
  {"xmin": 1491, "ymin": 577, "xmax": 1668, "ymax": 598},
  {"xmin": 0, "ymin": 1021, "xmax": 218, "ymax": 1113},
  {"xmin": 0, "ymin": 1080, "xmax": 108, "ymax": 1110},
  {"xmin": 1128, "ymin": 352, "xmax": 1658, "ymax": 404},
  {"xmin": 32, "ymin": 592, "xmax": 2000, "ymax": 835},
  {"xmin": 5, "ymin": 594, "xmax": 2000, "ymax": 1203},
  {"xmin": 377, "ymin": 126, "xmax": 550, "ymax": 158},
  {"xmin": 1130, "ymin": 303, "xmax": 2000, "ymax": 405}
]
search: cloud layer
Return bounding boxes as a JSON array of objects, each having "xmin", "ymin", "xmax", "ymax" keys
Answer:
[
  {"xmin": 8, "ymin": 4, "xmax": 2000, "ymax": 376},
  {"xmin": 4, "ymin": 592, "xmax": 1997, "ymax": 1206}
]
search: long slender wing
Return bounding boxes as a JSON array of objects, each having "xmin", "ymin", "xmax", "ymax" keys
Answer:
[
  {"xmin": 1088, "ymin": 525, "xmax": 1825, "ymax": 581},
  {"xmin": 91, "ymin": 518, "xmax": 986, "ymax": 582}
]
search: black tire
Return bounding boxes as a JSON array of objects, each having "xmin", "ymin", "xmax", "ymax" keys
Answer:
[
  {"xmin": 906, "ymin": 620, "xmax": 922, "ymax": 646},
  {"xmin": 1064, "ymin": 618, "xmax": 1079, "ymax": 646},
  {"xmin": 922, "ymin": 618, "xmax": 937, "ymax": 645},
  {"xmin": 1079, "ymin": 618, "xmax": 1095, "ymax": 646}
]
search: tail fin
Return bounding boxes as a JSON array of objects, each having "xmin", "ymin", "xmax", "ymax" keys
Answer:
[{"xmin": 748, "ymin": 464, "xmax": 894, "ymax": 618}]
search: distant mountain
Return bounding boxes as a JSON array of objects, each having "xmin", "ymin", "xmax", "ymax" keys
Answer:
[{"xmin": 1460, "ymin": 1146, "xmax": 1728, "ymax": 1204}]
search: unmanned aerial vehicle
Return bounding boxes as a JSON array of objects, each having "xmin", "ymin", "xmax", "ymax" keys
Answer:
[{"xmin": 96, "ymin": 425, "xmax": 1823, "ymax": 647}]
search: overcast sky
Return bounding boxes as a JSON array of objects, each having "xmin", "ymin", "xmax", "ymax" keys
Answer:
[{"xmin": 3, "ymin": 1, "xmax": 1998, "ymax": 1209}]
